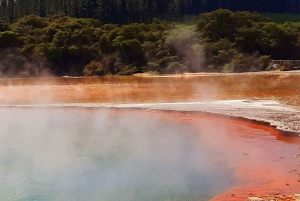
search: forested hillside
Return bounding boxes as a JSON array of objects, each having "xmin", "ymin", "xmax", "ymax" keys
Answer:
[
  {"xmin": 0, "ymin": 9, "xmax": 299, "ymax": 77},
  {"xmin": 1, "ymin": 1, "xmax": 300, "ymax": 77},
  {"xmin": 0, "ymin": 14, "xmax": 204, "ymax": 77},
  {"xmin": 2, "ymin": 0, "xmax": 300, "ymax": 24}
]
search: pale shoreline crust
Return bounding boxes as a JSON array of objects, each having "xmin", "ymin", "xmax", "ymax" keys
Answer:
[{"xmin": 2, "ymin": 99, "xmax": 300, "ymax": 137}]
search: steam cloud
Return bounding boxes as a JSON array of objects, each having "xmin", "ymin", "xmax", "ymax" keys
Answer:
[
  {"xmin": 0, "ymin": 49, "xmax": 51, "ymax": 78},
  {"xmin": 0, "ymin": 107, "xmax": 236, "ymax": 201},
  {"xmin": 166, "ymin": 27, "xmax": 205, "ymax": 73}
]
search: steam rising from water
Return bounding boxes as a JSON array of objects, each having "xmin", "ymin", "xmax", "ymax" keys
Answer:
[
  {"xmin": 0, "ymin": 108, "xmax": 236, "ymax": 201},
  {"xmin": 166, "ymin": 27, "xmax": 205, "ymax": 72},
  {"xmin": 0, "ymin": 49, "xmax": 51, "ymax": 78}
]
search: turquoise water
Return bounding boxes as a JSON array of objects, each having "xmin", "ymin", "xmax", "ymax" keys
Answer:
[{"xmin": 0, "ymin": 108, "xmax": 237, "ymax": 201}]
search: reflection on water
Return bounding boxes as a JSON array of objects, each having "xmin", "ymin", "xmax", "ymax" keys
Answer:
[{"xmin": 0, "ymin": 108, "xmax": 237, "ymax": 201}]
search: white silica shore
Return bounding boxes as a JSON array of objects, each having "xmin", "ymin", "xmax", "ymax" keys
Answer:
[
  {"xmin": 110, "ymin": 100, "xmax": 300, "ymax": 136},
  {"xmin": 1, "ymin": 99, "xmax": 300, "ymax": 136}
]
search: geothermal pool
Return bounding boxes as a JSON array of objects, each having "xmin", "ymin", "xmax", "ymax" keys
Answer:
[
  {"xmin": 1, "ymin": 108, "xmax": 238, "ymax": 201},
  {"xmin": 0, "ymin": 71, "xmax": 300, "ymax": 105},
  {"xmin": 1, "ymin": 72, "xmax": 300, "ymax": 200},
  {"xmin": 1, "ymin": 107, "xmax": 300, "ymax": 201}
]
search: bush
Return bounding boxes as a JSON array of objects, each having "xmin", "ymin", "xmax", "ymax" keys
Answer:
[
  {"xmin": 0, "ymin": 49, "xmax": 48, "ymax": 77},
  {"xmin": 259, "ymin": 55, "xmax": 271, "ymax": 70},
  {"xmin": 232, "ymin": 53, "xmax": 262, "ymax": 72},
  {"xmin": 83, "ymin": 61, "xmax": 107, "ymax": 76},
  {"xmin": 117, "ymin": 64, "xmax": 139, "ymax": 75},
  {"xmin": 118, "ymin": 39, "xmax": 147, "ymax": 66},
  {"xmin": 158, "ymin": 56, "xmax": 179, "ymax": 67},
  {"xmin": 222, "ymin": 63, "xmax": 235, "ymax": 73},
  {"xmin": 165, "ymin": 62, "xmax": 187, "ymax": 74},
  {"xmin": 280, "ymin": 60, "xmax": 294, "ymax": 71},
  {"xmin": 0, "ymin": 19, "xmax": 9, "ymax": 31},
  {"xmin": 146, "ymin": 62, "xmax": 159, "ymax": 71},
  {"xmin": 11, "ymin": 15, "xmax": 49, "ymax": 33},
  {"xmin": 0, "ymin": 31, "xmax": 22, "ymax": 48},
  {"xmin": 145, "ymin": 71, "xmax": 159, "ymax": 75}
]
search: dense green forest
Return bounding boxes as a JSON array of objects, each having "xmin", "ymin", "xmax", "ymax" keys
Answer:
[
  {"xmin": 2, "ymin": 0, "xmax": 300, "ymax": 24},
  {"xmin": 1, "ymin": 2, "xmax": 300, "ymax": 77}
]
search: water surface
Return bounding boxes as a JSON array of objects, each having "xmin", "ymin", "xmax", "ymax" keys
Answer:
[
  {"xmin": 1, "ymin": 108, "xmax": 300, "ymax": 201},
  {"xmin": 0, "ymin": 108, "xmax": 238, "ymax": 201},
  {"xmin": 0, "ymin": 73, "xmax": 299, "ymax": 105},
  {"xmin": 1, "ymin": 73, "xmax": 300, "ymax": 200}
]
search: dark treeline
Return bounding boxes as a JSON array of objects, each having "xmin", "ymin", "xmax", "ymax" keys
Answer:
[
  {"xmin": 0, "ymin": 9, "xmax": 300, "ymax": 77},
  {"xmin": 0, "ymin": 13, "xmax": 205, "ymax": 77},
  {"xmin": 1, "ymin": 9, "xmax": 300, "ymax": 77},
  {"xmin": 2, "ymin": 0, "xmax": 300, "ymax": 24}
]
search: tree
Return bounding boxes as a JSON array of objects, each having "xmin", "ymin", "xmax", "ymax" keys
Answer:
[
  {"xmin": 197, "ymin": 9, "xmax": 236, "ymax": 42},
  {"xmin": 118, "ymin": 39, "xmax": 146, "ymax": 66}
]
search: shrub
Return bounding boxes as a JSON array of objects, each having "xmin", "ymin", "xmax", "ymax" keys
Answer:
[
  {"xmin": 146, "ymin": 62, "xmax": 159, "ymax": 71},
  {"xmin": 0, "ymin": 19, "xmax": 9, "ymax": 31},
  {"xmin": 259, "ymin": 55, "xmax": 271, "ymax": 70},
  {"xmin": 118, "ymin": 39, "xmax": 147, "ymax": 66},
  {"xmin": 232, "ymin": 53, "xmax": 262, "ymax": 72},
  {"xmin": 117, "ymin": 64, "xmax": 139, "ymax": 75},
  {"xmin": 11, "ymin": 14, "xmax": 49, "ymax": 32},
  {"xmin": 280, "ymin": 60, "xmax": 294, "ymax": 71},
  {"xmin": 0, "ymin": 31, "xmax": 22, "ymax": 48},
  {"xmin": 222, "ymin": 63, "xmax": 235, "ymax": 73},
  {"xmin": 145, "ymin": 71, "xmax": 159, "ymax": 75},
  {"xmin": 158, "ymin": 56, "xmax": 179, "ymax": 67},
  {"xmin": 165, "ymin": 62, "xmax": 187, "ymax": 74},
  {"xmin": 83, "ymin": 61, "xmax": 107, "ymax": 76}
]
